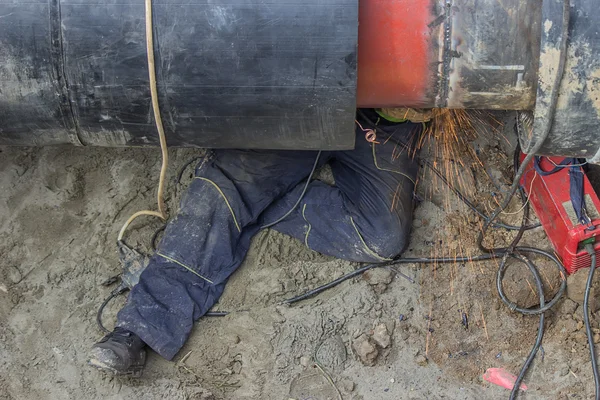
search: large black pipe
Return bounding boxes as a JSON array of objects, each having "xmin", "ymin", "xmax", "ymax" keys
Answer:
[
  {"xmin": 0, "ymin": 0, "xmax": 358, "ymax": 149},
  {"xmin": 1, "ymin": 0, "xmax": 600, "ymax": 162}
]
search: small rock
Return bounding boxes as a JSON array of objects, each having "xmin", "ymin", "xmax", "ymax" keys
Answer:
[
  {"xmin": 372, "ymin": 324, "xmax": 391, "ymax": 348},
  {"xmin": 282, "ymin": 279, "xmax": 297, "ymax": 291},
  {"xmin": 560, "ymin": 318, "xmax": 579, "ymax": 334},
  {"xmin": 271, "ymin": 311, "xmax": 286, "ymax": 324},
  {"xmin": 567, "ymin": 269, "xmax": 600, "ymax": 312},
  {"xmin": 594, "ymin": 334, "xmax": 600, "ymax": 344},
  {"xmin": 559, "ymin": 365, "xmax": 569, "ymax": 377},
  {"xmin": 315, "ymin": 335, "xmax": 347, "ymax": 369},
  {"xmin": 275, "ymin": 357, "xmax": 288, "ymax": 369},
  {"xmin": 340, "ymin": 378, "xmax": 355, "ymax": 393},
  {"xmin": 228, "ymin": 334, "xmax": 240, "ymax": 345},
  {"xmin": 363, "ymin": 269, "xmax": 393, "ymax": 287},
  {"xmin": 577, "ymin": 321, "xmax": 584, "ymax": 331},
  {"xmin": 373, "ymin": 283, "xmax": 388, "ymax": 295},
  {"xmin": 415, "ymin": 354, "xmax": 428, "ymax": 366},
  {"xmin": 231, "ymin": 361, "xmax": 242, "ymax": 375},
  {"xmin": 559, "ymin": 298, "xmax": 579, "ymax": 316},
  {"xmin": 300, "ymin": 356, "xmax": 311, "ymax": 367},
  {"xmin": 7, "ymin": 266, "xmax": 22, "ymax": 284},
  {"xmin": 352, "ymin": 334, "xmax": 379, "ymax": 366}
]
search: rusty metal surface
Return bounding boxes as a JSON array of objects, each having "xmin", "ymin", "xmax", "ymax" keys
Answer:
[
  {"xmin": 445, "ymin": 0, "xmax": 542, "ymax": 110},
  {"xmin": 356, "ymin": 0, "xmax": 434, "ymax": 108},
  {"xmin": 525, "ymin": 0, "xmax": 600, "ymax": 161},
  {"xmin": 356, "ymin": 0, "xmax": 542, "ymax": 110}
]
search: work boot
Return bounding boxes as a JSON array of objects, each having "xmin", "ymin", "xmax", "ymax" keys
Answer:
[{"xmin": 88, "ymin": 327, "xmax": 147, "ymax": 377}]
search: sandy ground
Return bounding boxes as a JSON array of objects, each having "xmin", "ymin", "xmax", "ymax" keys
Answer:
[{"xmin": 1, "ymin": 115, "xmax": 600, "ymax": 399}]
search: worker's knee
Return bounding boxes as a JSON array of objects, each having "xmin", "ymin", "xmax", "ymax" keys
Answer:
[
  {"xmin": 376, "ymin": 223, "xmax": 411, "ymax": 259},
  {"xmin": 359, "ymin": 211, "xmax": 412, "ymax": 260}
]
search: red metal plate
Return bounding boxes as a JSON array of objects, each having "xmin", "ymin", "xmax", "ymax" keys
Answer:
[{"xmin": 357, "ymin": 0, "xmax": 433, "ymax": 108}]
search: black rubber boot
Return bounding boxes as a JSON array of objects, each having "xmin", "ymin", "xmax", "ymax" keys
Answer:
[{"xmin": 88, "ymin": 327, "xmax": 147, "ymax": 377}]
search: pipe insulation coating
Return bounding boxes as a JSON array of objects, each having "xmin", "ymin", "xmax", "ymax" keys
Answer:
[
  {"xmin": 1, "ymin": 0, "xmax": 359, "ymax": 149},
  {"xmin": 1, "ymin": 0, "xmax": 599, "ymax": 159}
]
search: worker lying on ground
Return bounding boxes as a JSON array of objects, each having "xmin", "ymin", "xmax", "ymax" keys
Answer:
[{"xmin": 88, "ymin": 108, "xmax": 427, "ymax": 376}]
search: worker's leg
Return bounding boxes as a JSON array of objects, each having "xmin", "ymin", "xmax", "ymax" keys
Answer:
[
  {"xmin": 261, "ymin": 110, "xmax": 422, "ymax": 262},
  {"xmin": 115, "ymin": 149, "xmax": 326, "ymax": 360}
]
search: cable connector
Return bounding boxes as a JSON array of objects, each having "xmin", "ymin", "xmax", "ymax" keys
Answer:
[{"xmin": 583, "ymin": 239, "xmax": 597, "ymax": 252}]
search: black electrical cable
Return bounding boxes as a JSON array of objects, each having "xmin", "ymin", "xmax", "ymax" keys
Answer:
[
  {"xmin": 493, "ymin": 146, "xmax": 567, "ymax": 318},
  {"xmin": 508, "ymin": 253, "xmax": 546, "ymax": 399},
  {"xmin": 176, "ymin": 155, "xmax": 203, "ymax": 184},
  {"xmin": 260, "ymin": 150, "xmax": 322, "ymax": 229},
  {"xmin": 423, "ymin": 159, "xmax": 540, "ymax": 231},
  {"xmin": 205, "ymin": 311, "xmax": 229, "ymax": 317},
  {"xmin": 501, "ymin": 182, "xmax": 547, "ymax": 399},
  {"xmin": 477, "ymin": 0, "xmax": 570, "ymax": 255},
  {"xmin": 97, "ymin": 285, "xmax": 128, "ymax": 333},
  {"xmin": 284, "ymin": 247, "xmax": 566, "ymax": 306},
  {"xmin": 151, "ymin": 224, "xmax": 166, "ymax": 251},
  {"xmin": 584, "ymin": 243, "xmax": 600, "ymax": 400},
  {"xmin": 487, "ymin": 4, "xmax": 570, "ymax": 396}
]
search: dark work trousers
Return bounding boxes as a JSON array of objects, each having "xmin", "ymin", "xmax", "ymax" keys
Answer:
[{"xmin": 117, "ymin": 111, "xmax": 423, "ymax": 360}]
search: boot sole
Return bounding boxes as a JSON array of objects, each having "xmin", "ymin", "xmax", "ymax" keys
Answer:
[{"xmin": 88, "ymin": 358, "xmax": 144, "ymax": 378}]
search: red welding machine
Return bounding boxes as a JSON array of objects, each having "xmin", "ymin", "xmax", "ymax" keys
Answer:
[{"xmin": 520, "ymin": 155, "xmax": 600, "ymax": 274}]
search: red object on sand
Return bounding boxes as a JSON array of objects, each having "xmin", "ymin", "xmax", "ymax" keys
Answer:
[
  {"xmin": 483, "ymin": 368, "xmax": 528, "ymax": 391},
  {"xmin": 520, "ymin": 154, "xmax": 600, "ymax": 274}
]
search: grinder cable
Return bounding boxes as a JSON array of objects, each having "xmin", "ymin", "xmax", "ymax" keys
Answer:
[{"xmin": 584, "ymin": 243, "xmax": 600, "ymax": 400}]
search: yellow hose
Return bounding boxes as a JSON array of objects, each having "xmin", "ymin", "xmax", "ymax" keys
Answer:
[{"xmin": 117, "ymin": 0, "xmax": 168, "ymax": 241}]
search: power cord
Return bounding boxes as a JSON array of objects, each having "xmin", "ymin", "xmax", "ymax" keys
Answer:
[
  {"xmin": 99, "ymin": 0, "xmax": 170, "ymax": 332},
  {"xmin": 260, "ymin": 151, "xmax": 322, "ymax": 229},
  {"xmin": 96, "ymin": 284, "xmax": 129, "ymax": 333},
  {"xmin": 117, "ymin": 0, "xmax": 169, "ymax": 242},
  {"xmin": 423, "ymin": 158, "xmax": 540, "ymax": 231},
  {"xmin": 584, "ymin": 243, "xmax": 600, "ymax": 400}
]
